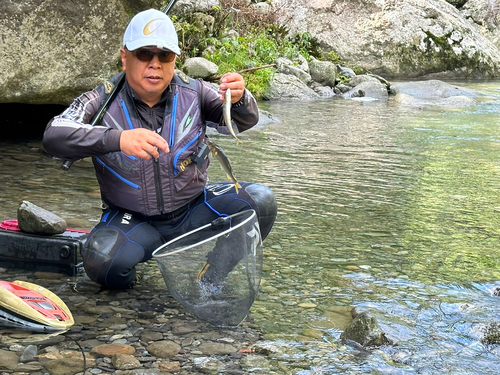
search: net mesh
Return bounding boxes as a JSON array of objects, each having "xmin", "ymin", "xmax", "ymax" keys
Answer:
[{"xmin": 153, "ymin": 210, "xmax": 262, "ymax": 327}]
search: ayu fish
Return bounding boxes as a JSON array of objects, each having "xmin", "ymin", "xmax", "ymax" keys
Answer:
[
  {"xmin": 207, "ymin": 139, "xmax": 242, "ymax": 193},
  {"xmin": 223, "ymin": 88, "xmax": 243, "ymax": 145}
]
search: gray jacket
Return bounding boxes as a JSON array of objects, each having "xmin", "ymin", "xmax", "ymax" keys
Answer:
[{"xmin": 43, "ymin": 72, "xmax": 259, "ymax": 216}]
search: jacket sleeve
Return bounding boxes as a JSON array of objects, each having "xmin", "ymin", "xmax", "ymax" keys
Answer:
[
  {"xmin": 198, "ymin": 79, "xmax": 259, "ymax": 133},
  {"xmin": 43, "ymin": 89, "xmax": 122, "ymax": 161}
]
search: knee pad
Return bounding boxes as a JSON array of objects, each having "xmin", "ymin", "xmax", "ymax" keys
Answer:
[
  {"xmin": 82, "ymin": 227, "xmax": 143, "ymax": 289},
  {"xmin": 243, "ymin": 184, "xmax": 277, "ymax": 239}
]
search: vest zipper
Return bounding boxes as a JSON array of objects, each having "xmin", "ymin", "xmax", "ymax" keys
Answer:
[
  {"xmin": 169, "ymin": 93, "xmax": 178, "ymax": 148},
  {"xmin": 146, "ymin": 105, "xmax": 165, "ymax": 214},
  {"xmin": 154, "ymin": 158, "xmax": 163, "ymax": 213}
]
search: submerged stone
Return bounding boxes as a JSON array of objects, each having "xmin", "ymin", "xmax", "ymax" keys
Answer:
[{"xmin": 341, "ymin": 311, "xmax": 393, "ymax": 348}]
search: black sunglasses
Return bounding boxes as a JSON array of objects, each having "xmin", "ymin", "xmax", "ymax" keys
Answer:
[{"xmin": 133, "ymin": 49, "xmax": 176, "ymax": 63}]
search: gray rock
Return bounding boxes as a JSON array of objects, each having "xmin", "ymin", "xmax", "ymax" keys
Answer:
[
  {"xmin": 273, "ymin": 0, "xmax": 500, "ymax": 79},
  {"xmin": 112, "ymin": 353, "xmax": 141, "ymax": 370},
  {"xmin": 340, "ymin": 311, "xmax": 392, "ymax": 347},
  {"xmin": 367, "ymin": 74, "xmax": 390, "ymax": 88},
  {"xmin": 140, "ymin": 330, "xmax": 164, "ymax": 342},
  {"xmin": 264, "ymin": 73, "xmax": 320, "ymax": 101},
  {"xmin": 309, "ymin": 82, "xmax": 335, "ymax": 98},
  {"xmin": 193, "ymin": 356, "xmax": 225, "ymax": 374},
  {"xmin": 349, "ymin": 74, "xmax": 382, "ymax": 87},
  {"xmin": 146, "ymin": 340, "xmax": 181, "ymax": 358},
  {"xmin": 183, "ymin": 57, "xmax": 219, "ymax": 79},
  {"xmin": 309, "ymin": 59, "xmax": 337, "ymax": 87},
  {"xmin": 482, "ymin": 322, "xmax": 500, "ymax": 344},
  {"xmin": 17, "ymin": 200, "xmax": 66, "ymax": 235},
  {"xmin": 344, "ymin": 80, "xmax": 389, "ymax": 100},
  {"xmin": 240, "ymin": 354, "xmax": 271, "ymax": 372},
  {"xmin": 197, "ymin": 341, "xmax": 237, "ymax": 355},
  {"xmin": 256, "ymin": 109, "xmax": 281, "ymax": 126},
  {"xmin": 334, "ymin": 83, "xmax": 352, "ymax": 94},
  {"xmin": 0, "ymin": 0, "xmax": 129, "ymax": 105},
  {"xmin": 19, "ymin": 344, "xmax": 38, "ymax": 363},
  {"xmin": 390, "ymin": 80, "xmax": 478, "ymax": 98},
  {"xmin": 393, "ymin": 93, "xmax": 477, "ymax": 107},
  {"xmin": 44, "ymin": 357, "xmax": 85, "ymax": 375},
  {"xmin": 172, "ymin": 0, "xmax": 219, "ymax": 13},
  {"xmin": 461, "ymin": 0, "xmax": 500, "ymax": 50},
  {"xmin": 276, "ymin": 58, "xmax": 311, "ymax": 84},
  {"xmin": 337, "ymin": 65, "xmax": 356, "ymax": 79}
]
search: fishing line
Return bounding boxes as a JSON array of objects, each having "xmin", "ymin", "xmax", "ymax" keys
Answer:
[{"xmin": 74, "ymin": 339, "xmax": 87, "ymax": 372}]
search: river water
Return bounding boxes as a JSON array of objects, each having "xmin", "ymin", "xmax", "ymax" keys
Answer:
[{"xmin": 1, "ymin": 80, "xmax": 500, "ymax": 373}]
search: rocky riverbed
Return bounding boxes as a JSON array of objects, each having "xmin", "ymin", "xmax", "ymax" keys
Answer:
[{"xmin": 0, "ymin": 262, "xmax": 274, "ymax": 375}]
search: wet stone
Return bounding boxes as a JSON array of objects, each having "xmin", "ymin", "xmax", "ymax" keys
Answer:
[
  {"xmin": 197, "ymin": 342, "xmax": 238, "ymax": 355},
  {"xmin": 157, "ymin": 359, "xmax": 181, "ymax": 372},
  {"xmin": 44, "ymin": 358, "xmax": 85, "ymax": 375},
  {"xmin": 140, "ymin": 330, "xmax": 164, "ymax": 342},
  {"xmin": 171, "ymin": 321, "xmax": 199, "ymax": 335},
  {"xmin": 112, "ymin": 353, "xmax": 141, "ymax": 370},
  {"xmin": 340, "ymin": 311, "xmax": 393, "ymax": 347},
  {"xmin": 193, "ymin": 357, "xmax": 225, "ymax": 374},
  {"xmin": 146, "ymin": 340, "xmax": 180, "ymax": 358},
  {"xmin": 240, "ymin": 354, "xmax": 271, "ymax": 372},
  {"xmin": 91, "ymin": 343, "xmax": 136, "ymax": 357},
  {"xmin": 0, "ymin": 264, "xmax": 268, "ymax": 375},
  {"xmin": 0, "ymin": 348, "xmax": 19, "ymax": 370},
  {"xmin": 19, "ymin": 344, "xmax": 38, "ymax": 362}
]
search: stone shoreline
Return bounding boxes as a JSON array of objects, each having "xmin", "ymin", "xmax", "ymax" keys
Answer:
[{"xmin": 0, "ymin": 261, "xmax": 272, "ymax": 375}]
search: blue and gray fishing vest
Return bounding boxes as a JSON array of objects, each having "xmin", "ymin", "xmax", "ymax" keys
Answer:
[{"xmin": 93, "ymin": 74, "xmax": 208, "ymax": 216}]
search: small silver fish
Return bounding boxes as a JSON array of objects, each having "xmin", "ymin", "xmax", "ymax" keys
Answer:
[
  {"xmin": 223, "ymin": 88, "xmax": 243, "ymax": 145},
  {"xmin": 207, "ymin": 139, "xmax": 241, "ymax": 193}
]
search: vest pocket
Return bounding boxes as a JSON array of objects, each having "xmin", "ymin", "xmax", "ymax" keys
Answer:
[
  {"xmin": 95, "ymin": 157, "xmax": 139, "ymax": 189},
  {"xmin": 172, "ymin": 130, "xmax": 203, "ymax": 176},
  {"xmin": 173, "ymin": 163, "xmax": 207, "ymax": 194}
]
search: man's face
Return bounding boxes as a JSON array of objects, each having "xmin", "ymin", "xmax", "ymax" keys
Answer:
[{"xmin": 121, "ymin": 47, "xmax": 176, "ymax": 107}]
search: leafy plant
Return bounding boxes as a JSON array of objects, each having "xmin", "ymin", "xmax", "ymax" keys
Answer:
[{"xmin": 162, "ymin": 0, "xmax": 348, "ymax": 99}]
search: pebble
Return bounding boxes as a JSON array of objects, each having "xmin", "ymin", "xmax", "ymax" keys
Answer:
[
  {"xmin": 346, "ymin": 265, "xmax": 360, "ymax": 270},
  {"xmin": 0, "ymin": 264, "xmax": 271, "ymax": 374},
  {"xmin": 298, "ymin": 303, "xmax": 317, "ymax": 309}
]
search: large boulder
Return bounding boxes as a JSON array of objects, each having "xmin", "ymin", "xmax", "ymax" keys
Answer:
[
  {"xmin": 272, "ymin": 0, "xmax": 500, "ymax": 79},
  {"xmin": 389, "ymin": 80, "xmax": 478, "ymax": 97},
  {"xmin": 0, "ymin": 0, "xmax": 137, "ymax": 105},
  {"xmin": 263, "ymin": 73, "xmax": 320, "ymax": 101},
  {"xmin": 390, "ymin": 79, "xmax": 479, "ymax": 107},
  {"xmin": 460, "ymin": 0, "xmax": 500, "ymax": 49}
]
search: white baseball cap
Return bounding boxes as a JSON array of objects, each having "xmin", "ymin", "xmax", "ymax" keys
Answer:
[{"xmin": 123, "ymin": 9, "xmax": 181, "ymax": 55}]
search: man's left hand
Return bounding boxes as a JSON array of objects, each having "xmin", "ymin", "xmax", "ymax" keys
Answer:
[{"xmin": 219, "ymin": 73, "xmax": 245, "ymax": 103}]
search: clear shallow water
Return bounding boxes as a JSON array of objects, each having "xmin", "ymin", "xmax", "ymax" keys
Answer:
[{"xmin": 1, "ymin": 80, "xmax": 500, "ymax": 373}]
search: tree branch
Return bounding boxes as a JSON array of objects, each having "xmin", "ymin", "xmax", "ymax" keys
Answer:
[{"xmin": 208, "ymin": 64, "xmax": 276, "ymax": 81}]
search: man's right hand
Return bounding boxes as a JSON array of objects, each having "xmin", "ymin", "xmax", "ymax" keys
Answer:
[{"xmin": 119, "ymin": 129, "xmax": 169, "ymax": 160}]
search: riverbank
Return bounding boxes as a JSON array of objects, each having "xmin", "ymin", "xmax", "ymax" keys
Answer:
[
  {"xmin": 0, "ymin": 261, "xmax": 273, "ymax": 375},
  {"xmin": 0, "ymin": 140, "xmax": 272, "ymax": 374}
]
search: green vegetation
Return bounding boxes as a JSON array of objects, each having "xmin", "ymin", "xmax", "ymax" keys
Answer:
[{"xmin": 162, "ymin": 0, "xmax": 337, "ymax": 99}]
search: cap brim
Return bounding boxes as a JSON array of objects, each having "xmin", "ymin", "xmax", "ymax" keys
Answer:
[{"xmin": 125, "ymin": 39, "xmax": 181, "ymax": 55}]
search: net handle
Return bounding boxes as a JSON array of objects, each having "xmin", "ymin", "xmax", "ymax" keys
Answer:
[{"xmin": 152, "ymin": 209, "xmax": 257, "ymax": 258}]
